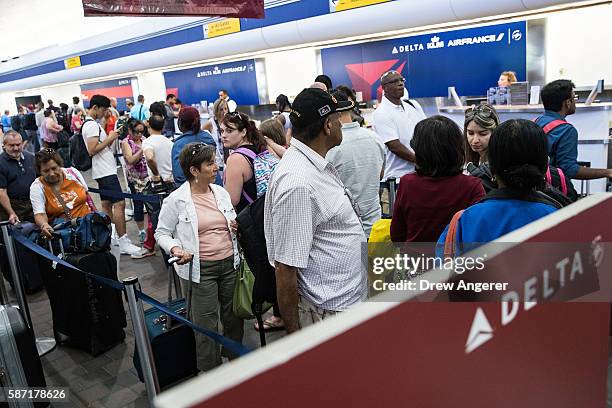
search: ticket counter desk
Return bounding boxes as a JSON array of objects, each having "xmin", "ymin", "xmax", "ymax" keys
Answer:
[{"xmin": 439, "ymin": 103, "xmax": 612, "ymax": 193}]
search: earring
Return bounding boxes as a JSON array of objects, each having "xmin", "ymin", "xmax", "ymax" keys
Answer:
[{"xmin": 195, "ymin": 178, "xmax": 199, "ymax": 183}]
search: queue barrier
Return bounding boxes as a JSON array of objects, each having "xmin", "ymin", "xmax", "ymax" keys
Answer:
[{"xmin": 6, "ymin": 227, "xmax": 252, "ymax": 406}]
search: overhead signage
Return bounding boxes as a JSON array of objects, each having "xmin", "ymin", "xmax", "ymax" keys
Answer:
[
  {"xmin": 163, "ymin": 59, "xmax": 259, "ymax": 107},
  {"xmin": 329, "ymin": 0, "xmax": 391, "ymax": 13},
  {"xmin": 204, "ymin": 19, "xmax": 241, "ymax": 39},
  {"xmin": 64, "ymin": 56, "xmax": 81, "ymax": 70},
  {"xmin": 80, "ymin": 77, "xmax": 135, "ymax": 111},
  {"xmin": 82, "ymin": 0, "xmax": 264, "ymax": 18},
  {"xmin": 321, "ymin": 21, "xmax": 527, "ymax": 99}
]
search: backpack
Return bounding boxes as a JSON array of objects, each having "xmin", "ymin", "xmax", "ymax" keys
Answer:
[
  {"xmin": 23, "ymin": 113, "xmax": 37, "ymax": 131},
  {"xmin": 115, "ymin": 117, "xmax": 129, "ymax": 140},
  {"xmin": 235, "ymin": 194, "xmax": 276, "ymax": 316},
  {"xmin": 69, "ymin": 119, "xmax": 95, "ymax": 171},
  {"xmin": 234, "ymin": 148, "xmax": 279, "ymax": 200},
  {"xmin": 31, "ymin": 211, "xmax": 111, "ymax": 254}
]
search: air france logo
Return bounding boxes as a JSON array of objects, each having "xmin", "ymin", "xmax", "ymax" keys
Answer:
[
  {"xmin": 426, "ymin": 36, "xmax": 444, "ymax": 49},
  {"xmin": 447, "ymin": 33, "xmax": 505, "ymax": 47},
  {"xmin": 512, "ymin": 30, "xmax": 522, "ymax": 41}
]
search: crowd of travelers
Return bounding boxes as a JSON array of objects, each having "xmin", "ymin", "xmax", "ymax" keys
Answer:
[{"xmin": 0, "ymin": 73, "xmax": 607, "ymax": 371}]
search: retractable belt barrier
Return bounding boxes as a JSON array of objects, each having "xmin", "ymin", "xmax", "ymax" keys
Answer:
[
  {"xmin": 9, "ymin": 229, "xmax": 251, "ymax": 357},
  {"xmin": 87, "ymin": 187, "xmax": 162, "ymax": 204}
]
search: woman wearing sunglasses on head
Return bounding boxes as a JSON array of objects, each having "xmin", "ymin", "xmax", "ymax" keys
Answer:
[
  {"xmin": 464, "ymin": 103, "xmax": 576, "ymax": 204},
  {"xmin": 30, "ymin": 149, "xmax": 94, "ymax": 239},
  {"xmin": 155, "ymin": 143, "xmax": 243, "ymax": 371},
  {"xmin": 220, "ymin": 111, "xmax": 267, "ymax": 213}
]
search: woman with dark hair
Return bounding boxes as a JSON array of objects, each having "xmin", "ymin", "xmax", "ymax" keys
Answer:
[
  {"xmin": 334, "ymin": 85, "xmax": 365, "ymax": 126},
  {"xmin": 465, "ymin": 103, "xmax": 577, "ymax": 203},
  {"xmin": 121, "ymin": 119, "xmax": 151, "ymax": 250},
  {"xmin": 221, "ymin": 111, "xmax": 266, "ymax": 212},
  {"xmin": 439, "ymin": 119, "xmax": 561, "ymax": 254},
  {"xmin": 464, "ymin": 103, "xmax": 500, "ymax": 192},
  {"xmin": 275, "ymin": 94, "xmax": 292, "ymax": 134},
  {"xmin": 30, "ymin": 149, "xmax": 92, "ymax": 239},
  {"xmin": 171, "ymin": 106, "xmax": 218, "ymax": 186},
  {"xmin": 155, "ymin": 143, "xmax": 243, "ymax": 371},
  {"xmin": 390, "ymin": 116, "xmax": 485, "ymax": 243}
]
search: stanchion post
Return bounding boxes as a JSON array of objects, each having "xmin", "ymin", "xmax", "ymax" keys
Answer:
[
  {"xmin": 388, "ymin": 178, "xmax": 397, "ymax": 216},
  {"xmin": 0, "ymin": 222, "xmax": 33, "ymax": 328},
  {"xmin": 0, "ymin": 222, "xmax": 56, "ymax": 356},
  {"xmin": 123, "ymin": 276, "xmax": 159, "ymax": 404}
]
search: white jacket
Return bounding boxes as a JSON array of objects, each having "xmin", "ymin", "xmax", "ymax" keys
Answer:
[{"xmin": 155, "ymin": 182, "xmax": 240, "ymax": 283}]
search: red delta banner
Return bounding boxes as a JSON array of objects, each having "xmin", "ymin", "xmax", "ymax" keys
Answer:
[
  {"xmin": 156, "ymin": 194, "xmax": 612, "ymax": 408},
  {"xmin": 82, "ymin": 0, "xmax": 264, "ymax": 18}
]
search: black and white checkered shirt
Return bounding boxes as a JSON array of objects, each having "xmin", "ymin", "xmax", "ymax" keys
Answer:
[{"xmin": 264, "ymin": 138, "xmax": 367, "ymax": 311}]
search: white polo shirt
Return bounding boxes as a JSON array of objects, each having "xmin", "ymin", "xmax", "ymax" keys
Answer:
[{"xmin": 372, "ymin": 96, "xmax": 426, "ymax": 181}]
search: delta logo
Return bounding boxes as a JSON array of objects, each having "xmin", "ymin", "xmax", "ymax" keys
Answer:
[
  {"xmin": 465, "ymin": 246, "xmax": 599, "ymax": 354},
  {"xmin": 343, "ymin": 59, "xmax": 406, "ymax": 101}
]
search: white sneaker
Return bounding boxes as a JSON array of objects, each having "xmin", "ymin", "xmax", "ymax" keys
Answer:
[
  {"xmin": 118, "ymin": 235, "xmax": 142, "ymax": 256},
  {"xmin": 111, "ymin": 237, "xmax": 120, "ymax": 247},
  {"xmin": 131, "ymin": 248, "xmax": 155, "ymax": 260}
]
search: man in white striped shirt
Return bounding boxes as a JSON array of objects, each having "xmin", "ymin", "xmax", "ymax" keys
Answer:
[{"xmin": 264, "ymin": 88, "xmax": 367, "ymax": 334}]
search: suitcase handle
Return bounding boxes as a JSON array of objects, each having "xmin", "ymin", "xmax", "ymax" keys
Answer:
[{"xmin": 164, "ymin": 258, "xmax": 194, "ymax": 329}]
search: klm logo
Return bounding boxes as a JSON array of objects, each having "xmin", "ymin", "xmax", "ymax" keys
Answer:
[{"xmin": 426, "ymin": 36, "xmax": 444, "ymax": 49}]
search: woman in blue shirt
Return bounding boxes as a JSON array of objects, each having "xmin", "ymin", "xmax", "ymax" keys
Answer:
[{"xmin": 438, "ymin": 119, "xmax": 561, "ymax": 255}]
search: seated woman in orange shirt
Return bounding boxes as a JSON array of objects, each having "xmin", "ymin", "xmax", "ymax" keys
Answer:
[{"xmin": 30, "ymin": 149, "xmax": 93, "ymax": 239}]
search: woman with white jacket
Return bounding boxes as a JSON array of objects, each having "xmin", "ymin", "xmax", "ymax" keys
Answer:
[{"xmin": 155, "ymin": 143, "xmax": 243, "ymax": 371}]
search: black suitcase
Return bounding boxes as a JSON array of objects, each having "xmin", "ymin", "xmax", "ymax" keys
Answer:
[
  {"xmin": 0, "ymin": 231, "xmax": 44, "ymax": 294},
  {"xmin": 40, "ymin": 245, "xmax": 126, "ymax": 356},
  {"xmin": 0, "ymin": 305, "xmax": 49, "ymax": 407},
  {"xmin": 134, "ymin": 262, "xmax": 197, "ymax": 388}
]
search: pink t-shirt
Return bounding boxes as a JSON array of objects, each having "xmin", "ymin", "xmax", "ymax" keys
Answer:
[{"xmin": 192, "ymin": 191, "xmax": 233, "ymax": 261}]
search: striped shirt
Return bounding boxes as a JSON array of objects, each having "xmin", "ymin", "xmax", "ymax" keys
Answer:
[{"xmin": 264, "ymin": 138, "xmax": 367, "ymax": 311}]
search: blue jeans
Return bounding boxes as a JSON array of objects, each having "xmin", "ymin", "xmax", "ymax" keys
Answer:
[{"xmin": 128, "ymin": 183, "xmax": 145, "ymax": 223}]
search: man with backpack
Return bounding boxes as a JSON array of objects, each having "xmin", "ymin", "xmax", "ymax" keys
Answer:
[
  {"xmin": 263, "ymin": 88, "xmax": 367, "ymax": 333},
  {"xmin": 82, "ymin": 95, "xmax": 144, "ymax": 257},
  {"xmin": 536, "ymin": 79, "xmax": 612, "ymax": 180}
]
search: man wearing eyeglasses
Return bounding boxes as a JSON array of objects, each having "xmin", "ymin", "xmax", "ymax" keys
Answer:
[
  {"xmin": 0, "ymin": 130, "xmax": 36, "ymax": 223},
  {"xmin": 373, "ymin": 70, "xmax": 426, "ymax": 185}
]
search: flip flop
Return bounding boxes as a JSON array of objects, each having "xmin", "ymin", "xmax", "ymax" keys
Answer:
[{"xmin": 254, "ymin": 318, "xmax": 285, "ymax": 332}]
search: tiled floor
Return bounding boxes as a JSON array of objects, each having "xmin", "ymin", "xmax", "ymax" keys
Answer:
[{"xmin": 10, "ymin": 232, "xmax": 284, "ymax": 408}]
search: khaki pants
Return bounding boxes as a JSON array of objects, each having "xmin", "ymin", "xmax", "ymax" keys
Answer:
[
  {"xmin": 181, "ymin": 256, "xmax": 244, "ymax": 372},
  {"xmin": 298, "ymin": 296, "xmax": 339, "ymax": 329}
]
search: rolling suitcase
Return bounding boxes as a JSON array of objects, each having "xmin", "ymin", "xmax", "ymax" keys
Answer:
[
  {"xmin": 0, "ymin": 305, "xmax": 49, "ymax": 407},
  {"xmin": 40, "ymin": 240, "xmax": 126, "ymax": 356},
  {"xmin": 134, "ymin": 261, "xmax": 197, "ymax": 389},
  {"xmin": 0, "ymin": 231, "xmax": 44, "ymax": 294}
]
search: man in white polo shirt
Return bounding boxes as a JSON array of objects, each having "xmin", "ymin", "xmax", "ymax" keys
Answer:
[
  {"xmin": 83, "ymin": 95, "xmax": 144, "ymax": 257},
  {"xmin": 373, "ymin": 70, "xmax": 426, "ymax": 182}
]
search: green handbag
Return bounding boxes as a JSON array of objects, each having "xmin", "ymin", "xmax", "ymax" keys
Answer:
[{"xmin": 233, "ymin": 260, "xmax": 256, "ymax": 320}]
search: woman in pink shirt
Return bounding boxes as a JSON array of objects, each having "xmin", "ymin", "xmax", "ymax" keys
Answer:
[
  {"xmin": 41, "ymin": 109, "xmax": 63, "ymax": 149},
  {"xmin": 155, "ymin": 143, "xmax": 243, "ymax": 371}
]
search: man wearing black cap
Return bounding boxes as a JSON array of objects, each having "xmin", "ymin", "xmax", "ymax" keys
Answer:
[{"xmin": 264, "ymin": 88, "xmax": 367, "ymax": 334}]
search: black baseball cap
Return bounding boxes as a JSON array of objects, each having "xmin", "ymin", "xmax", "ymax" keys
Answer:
[{"xmin": 290, "ymin": 88, "xmax": 354, "ymax": 128}]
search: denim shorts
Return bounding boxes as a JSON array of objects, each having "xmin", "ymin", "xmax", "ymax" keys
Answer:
[{"xmin": 95, "ymin": 174, "xmax": 123, "ymax": 203}]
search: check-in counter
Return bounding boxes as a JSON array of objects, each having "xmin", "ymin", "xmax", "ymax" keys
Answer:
[{"xmin": 439, "ymin": 103, "xmax": 612, "ymax": 193}]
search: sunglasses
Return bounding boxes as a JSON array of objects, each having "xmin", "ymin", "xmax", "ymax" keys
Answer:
[
  {"xmin": 465, "ymin": 104, "xmax": 494, "ymax": 118},
  {"xmin": 190, "ymin": 143, "xmax": 207, "ymax": 155}
]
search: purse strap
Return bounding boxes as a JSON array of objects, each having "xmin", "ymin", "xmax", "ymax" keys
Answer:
[
  {"xmin": 444, "ymin": 210, "xmax": 464, "ymax": 258},
  {"xmin": 50, "ymin": 184, "xmax": 72, "ymax": 220}
]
